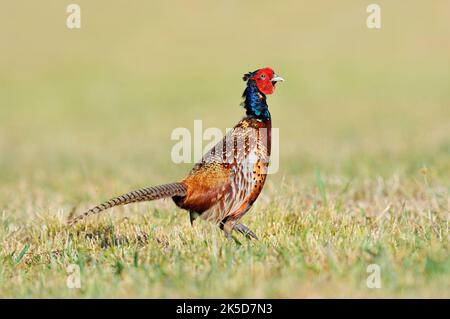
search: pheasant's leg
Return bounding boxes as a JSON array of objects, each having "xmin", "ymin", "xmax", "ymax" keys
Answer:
[
  {"xmin": 220, "ymin": 220, "xmax": 245, "ymax": 244},
  {"xmin": 189, "ymin": 211, "xmax": 199, "ymax": 226},
  {"xmin": 234, "ymin": 223, "xmax": 258, "ymax": 240},
  {"xmin": 222, "ymin": 220, "xmax": 234, "ymax": 241}
]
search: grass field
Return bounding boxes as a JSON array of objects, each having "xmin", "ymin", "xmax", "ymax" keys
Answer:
[{"xmin": 0, "ymin": 1, "xmax": 449, "ymax": 298}]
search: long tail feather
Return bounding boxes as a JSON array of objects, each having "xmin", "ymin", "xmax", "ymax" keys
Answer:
[{"xmin": 68, "ymin": 182, "xmax": 186, "ymax": 225}]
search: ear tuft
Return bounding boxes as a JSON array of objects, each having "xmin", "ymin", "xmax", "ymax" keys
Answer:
[{"xmin": 243, "ymin": 70, "xmax": 257, "ymax": 81}]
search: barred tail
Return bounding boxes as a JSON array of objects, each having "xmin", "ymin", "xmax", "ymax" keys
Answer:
[{"xmin": 68, "ymin": 182, "xmax": 187, "ymax": 225}]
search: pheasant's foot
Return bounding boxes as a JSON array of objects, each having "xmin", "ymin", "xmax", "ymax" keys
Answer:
[
  {"xmin": 220, "ymin": 220, "xmax": 241, "ymax": 244},
  {"xmin": 234, "ymin": 223, "xmax": 258, "ymax": 240}
]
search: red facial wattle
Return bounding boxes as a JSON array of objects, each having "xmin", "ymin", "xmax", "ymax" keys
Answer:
[{"xmin": 251, "ymin": 68, "xmax": 276, "ymax": 95}]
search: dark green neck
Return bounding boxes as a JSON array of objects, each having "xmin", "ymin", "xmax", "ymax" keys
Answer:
[{"xmin": 242, "ymin": 80, "xmax": 271, "ymax": 121}]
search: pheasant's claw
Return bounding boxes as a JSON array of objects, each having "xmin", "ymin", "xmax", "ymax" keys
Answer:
[{"xmin": 234, "ymin": 224, "xmax": 258, "ymax": 240}]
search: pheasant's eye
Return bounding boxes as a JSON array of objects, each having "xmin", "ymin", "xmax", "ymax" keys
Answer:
[{"xmin": 260, "ymin": 74, "xmax": 266, "ymax": 80}]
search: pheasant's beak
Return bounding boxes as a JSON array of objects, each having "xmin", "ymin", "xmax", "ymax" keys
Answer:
[{"xmin": 271, "ymin": 74, "xmax": 285, "ymax": 83}]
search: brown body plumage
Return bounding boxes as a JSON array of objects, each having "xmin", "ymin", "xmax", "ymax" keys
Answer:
[
  {"xmin": 174, "ymin": 117, "xmax": 271, "ymax": 237},
  {"xmin": 69, "ymin": 68, "xmax": 283, "ymax": 240}
]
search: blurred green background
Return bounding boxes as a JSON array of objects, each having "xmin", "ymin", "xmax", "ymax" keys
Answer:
[
  {"xmin": 1, "ymin": 1, "xmax": 449, "ymax": 190},
  {"xmin": 0, "ymin": 1, "xmax": 449, "ymax": 298}
]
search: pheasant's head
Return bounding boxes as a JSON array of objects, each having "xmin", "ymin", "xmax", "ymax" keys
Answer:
[{"xmin": 243, "ymin": 67, "xmax": 284, "ymax": 95}]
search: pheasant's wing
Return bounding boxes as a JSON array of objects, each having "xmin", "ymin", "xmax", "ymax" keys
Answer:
[{"xmin": 195, "ymin": 118, "xmax": 270, "ymax": 168}]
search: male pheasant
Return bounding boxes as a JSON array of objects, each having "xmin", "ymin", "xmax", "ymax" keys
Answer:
[{"xmin": 69, "ymin": 67, "xmax": 284, "ymax": 239}]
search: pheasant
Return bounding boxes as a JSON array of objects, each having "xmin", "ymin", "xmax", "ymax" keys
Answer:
[{"xmin": 69, "ymin": 67, "xmax": 284, "ymax": 240}]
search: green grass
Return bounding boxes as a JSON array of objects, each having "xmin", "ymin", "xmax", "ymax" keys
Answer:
[{"xmin": 0, "ymin": 1, "xmax": 449, "ymax": 298}]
